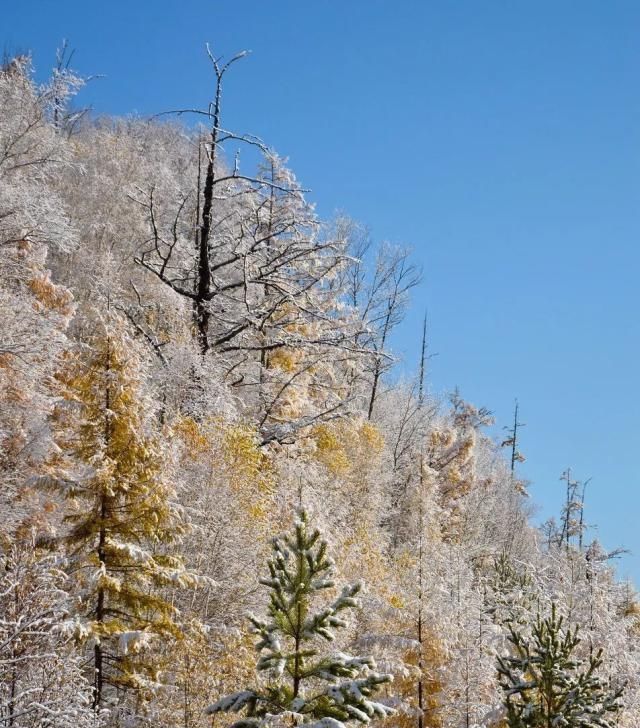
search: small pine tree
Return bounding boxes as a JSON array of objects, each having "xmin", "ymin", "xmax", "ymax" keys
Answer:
[
  {"xmin": 49, "ymin": 313, "xmax": 195, "ymax": 709},
  {"xmin": 207, "ymin": 510, "xmax": 394, "ymax": 728},
  {"xmin": 496, "ymin": 603, "xmax": 623, "ymax": 727},
  {"xmin": 487, "ymin": 552, "xmax": 535, "ymax": 628}
]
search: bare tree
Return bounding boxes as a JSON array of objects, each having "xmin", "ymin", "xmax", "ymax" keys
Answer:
[
  {"xmin": 340, "ymin": 233, "xmax": 421, "ymax": 418},
  {"xmin": 367, "ymin": 246, "xmax": 420, "ymax": 418},
  {"xmin": 135, "ymin": 46, "xmax": 266, "ymax": 354},
  {"xmin": 558, "ymin": 467, "xmax": 589, "ymax": 551},
  {"xmin": 500, "ymin": 399, "xmax": 527, "ymax": 495}
]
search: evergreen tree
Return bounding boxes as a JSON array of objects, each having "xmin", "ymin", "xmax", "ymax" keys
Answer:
[
  {"xmin": 49, "ymin": 313, "xmax": 195, "ymax": 709},
  {"xmin": 207, "ymin": 510, "xmax": 394, "ymax": 728},
  {"xmin": 496, "ymin": 603, "xmax": 623, "ymax": 727},
  {"xmin": 487, "ymin": 551, "xmax": 535, "ymax": 628}
]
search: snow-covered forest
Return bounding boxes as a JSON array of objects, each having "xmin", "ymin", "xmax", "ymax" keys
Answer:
[{"xmin": 1, "ymin": 50, "xmax": 638, "ymax": 728}]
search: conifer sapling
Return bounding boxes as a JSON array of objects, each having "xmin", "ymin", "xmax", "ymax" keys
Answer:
[
  {"xmin": 496, "ymin": 603, "xmax": 623, "ymax": 727},
  {"xmin": 207, "ymin": 510, "xmax": 394, "ymax": 728}
]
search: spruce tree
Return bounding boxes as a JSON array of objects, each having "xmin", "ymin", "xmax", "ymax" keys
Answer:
[
  {"xmin": 496, "ymin": 603, "xmax": 623, "ymax": 727},
  {"xmin": 207, "ymin": 510, "xmax": 394, "ymax": 728},
  {"xmin": 49, "ymin": 313, "xmax": 195, "ymax": 709}
]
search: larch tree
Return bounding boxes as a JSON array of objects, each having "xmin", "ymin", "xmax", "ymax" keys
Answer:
[{"xmin": 47, "ymin": 312, "xmax": 196, "ymax": 710}]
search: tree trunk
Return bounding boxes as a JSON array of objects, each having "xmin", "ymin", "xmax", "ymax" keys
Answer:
[{"xmin": 193, "ymin": 69, "xmax": 223, "ymax": 355}]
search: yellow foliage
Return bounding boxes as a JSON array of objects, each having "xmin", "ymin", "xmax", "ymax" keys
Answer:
[
  {"xmin": 50, "ymin": 316, "xmax": 193, "ymax": 700},
  {"xmin": 361, "ymin": 421, "xmax": 385, "ymax": 452},
  {"xmin": 313, "ymin": 423, "xmax": 351, "ymax": 475},
  {"xmin": 425, "ymin": 422, "xmax": 479, "ymax": 542},
  {"xmin": 249, "ymin": 502, "xmax": 267, "ymax": 520},
  {"xmin": 311, "ymin": 418, "xmax": 385, "ymax": 478},
  {"xmin": 378, "ymin": 589, "xmax": 447, "ymax": 728},
  {"xmin": 340, "ymin": 522, "xmax": 392, "ymax": 596},
  {"xmin": 420, "ymin": 632, "xmax": 447, "ymax": 728},
  {"xmin": 172, "ymin": 416, "xmax": 210, "ymax": 456},
  {"xmin": 27, "ymin": 269, "xmax": 74, "ymax": 318},
  {"xmin": 621, "ymin": 599, "xmax": 640, "ymax": 638},
  {"xmin": 429, "ymin": 428, "xmax": 454, "ymax": 450},
  {"xmin": 152, "ymin": 620, "xmax": 256, "ymax": 728},
  {"xmin": 395, "ymin": 550, "xmax": 418, "ymax": 573},
  {"xmin": 267, "ymin": 347, "xmax": 303, "ymax": 373},
  {"xmin": 222, "ymin": 423, "xmax": 270, "ymax": 485},
  {"xmin": 173, "ymin": 415, "xmax": 275, "ymax": 528},
  {"xmin": 622, "ymin": 599, "xmax": 640, "ymax": 618},
  {"xmin": 354, "ymin": 543, "xmax": 447, "ymax": 728}
]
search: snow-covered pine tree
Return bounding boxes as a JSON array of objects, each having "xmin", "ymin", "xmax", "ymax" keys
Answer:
[
  {"xmin": 207, "ymin": 510, "xmax": 394, "ymax": 728},
  {"xmin": 486, "ymin": 551, "xmax": 536, "ymax": 628},
  {"xmin": 496, "ymin": 603, "xmax": 623, "ymax": 727}
]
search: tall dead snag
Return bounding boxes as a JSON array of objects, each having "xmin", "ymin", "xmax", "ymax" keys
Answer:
[
  {"xmin": 136, "ymin": 46, "xmax": 259, "ymax": 355},
  {"xmin": 418, "ymin": 311, "xmax": 428, "ymax": 406},
  {"xmin": 558, "ymin": 468, "xmax": 592, "ymax": 552},
  {"xmin": 500, "ymin": 399, "xmax": 527, "ymax": 495}
]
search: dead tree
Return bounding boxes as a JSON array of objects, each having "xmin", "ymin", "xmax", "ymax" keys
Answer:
[
  {"xmin": 135, "ymin": 46, "xmax": 279, "ymax": 354},
  {"xmin": 558, "ymin": 468, "xmax": 582, "ymax": 550},
  {"xmin": 500, "ymin": 399, "xmax": 527, "ymax": 494},
  {"xmin": 367, "ymin": 246, "xmax": 421, "ymax": 419}
]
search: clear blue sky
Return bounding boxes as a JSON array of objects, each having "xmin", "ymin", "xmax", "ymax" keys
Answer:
[{"xmin": 5, "ymin": 1, "xmax": 640, "ymax": 581}]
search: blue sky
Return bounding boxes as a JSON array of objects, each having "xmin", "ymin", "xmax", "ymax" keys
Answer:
[{"xmin": 5, "ymin": 1, "xmax": 640, "ymax": 581}]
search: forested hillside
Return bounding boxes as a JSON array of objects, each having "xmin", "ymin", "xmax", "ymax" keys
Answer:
[{"xmin": 1, "ymin": 52, "xmax": 638, "ymax": 728}]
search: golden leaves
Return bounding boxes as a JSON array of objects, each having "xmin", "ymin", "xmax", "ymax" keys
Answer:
[
  {"xmin": 174, "ymin": 415, "xmax": 275, "ymax": 524},
  {"xmin": 27, "ymin": 270, "xmax": 74, "ymax": 318},
  {"xmin": 311, "ymin": 418, "xmax": 385, "ymax": 477}
]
